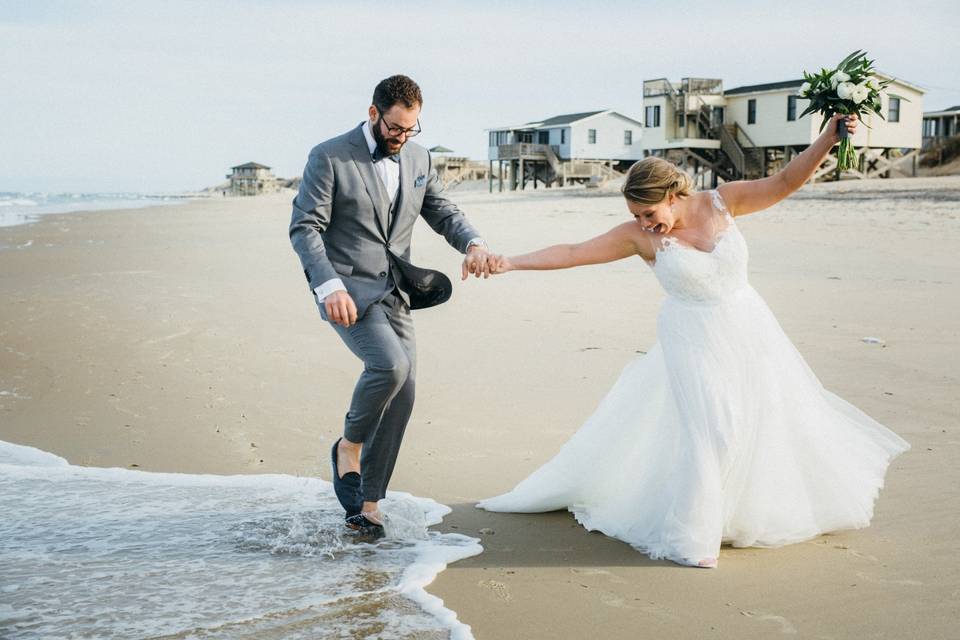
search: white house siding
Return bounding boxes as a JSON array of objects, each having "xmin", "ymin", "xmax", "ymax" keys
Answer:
[
  {"xmin": 725, "ymin": 79, "xmax": 923, "ymax": 149},
  {"xmin": 568, "ymin": 114, "xmax": 643, "ymax": 161},
  {"xmin": 725, "ymin": 90, "xmax": 817, "ymax": 147},
  {"xmin": 639, "ymin": 94, "xmax": 672, "ymax": 150},
  {"xmin": 640, "ymin": 94, "xmax": 722, "ymax": 152},
  {"xmin": 857, "ymin": 82, "xmax": 924, "ymax": 149},
  {"xmin": 547, "ymin": 127, "xmax": 572, "ymax": 158}
]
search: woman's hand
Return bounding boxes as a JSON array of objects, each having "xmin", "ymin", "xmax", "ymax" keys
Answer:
[
  {"xmin": 488, "ymin": 254, "xmax": 514, "ymax": 274},
  {"xmin": 826, "ymin": 112, "xmax": 859, "ymax": 144}
]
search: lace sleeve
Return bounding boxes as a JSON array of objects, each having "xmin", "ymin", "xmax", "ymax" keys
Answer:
[{"xmin": 710, "ymin": 189, "xmax": 732, "ymax": 218}]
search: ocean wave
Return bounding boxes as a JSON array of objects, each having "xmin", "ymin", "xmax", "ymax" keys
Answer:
[
  {"xmin": 0, "ymin": 199, "xmax": 38, "ymax": 207},
  {"xmin": 0, "ymin": 440, "xmax": 482, "ymax": 639},
  {"xmin": 0, "ymin": 193, "xmax": 184, "ymax": 229}
]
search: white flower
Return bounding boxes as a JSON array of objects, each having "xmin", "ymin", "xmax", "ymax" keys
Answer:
[
  {"xmin": 836, "ymin": 81, "xmax": 856, "ymax": 100},
  {"xmin": 851, "ymin": 84, "xmax": 870, "ymax": 104},
  {"xmin": 831, "ymin": 70, "xmax": 851, "ymax": 89},
  {"xmin": 798, "ymin": 82, "xmax": 811, "ymax": 97},
  {"xmin": 866, "ymin": 77, "xmax": 879, "ymax": 91}
]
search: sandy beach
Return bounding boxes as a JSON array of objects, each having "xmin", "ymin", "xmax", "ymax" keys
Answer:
[{"xmin": 1, "ymin": 177, "xmax": 958, "ymax": 638}]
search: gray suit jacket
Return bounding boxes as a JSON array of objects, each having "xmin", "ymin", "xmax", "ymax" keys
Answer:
[{"xmin": 289, "ymin": 124, "xmax": 480, "ymax": 317}]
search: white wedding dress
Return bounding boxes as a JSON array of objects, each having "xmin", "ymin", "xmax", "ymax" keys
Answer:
[{"xmin": 478, "ymin": 190, "xmax": 909, "ymax": 567}]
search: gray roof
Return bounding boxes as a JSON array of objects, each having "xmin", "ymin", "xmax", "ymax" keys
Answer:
[
  {"xmin": 725, "ymin": 80, "xmax": 804, "ymax": 96},
  {"xmin": 533, "ymin": 110, "xmax": 606, "ymax": 127},
  {"xmin": 924, "ymin": 105, "xmax": 960, "ymax": 116},
  {"xmin": 489, "ymin": 109, "xmax": 642, "ymax": 132},
  {"xmin": 231, "ymin": 162, "xmax": 271, "ymax": 170}
]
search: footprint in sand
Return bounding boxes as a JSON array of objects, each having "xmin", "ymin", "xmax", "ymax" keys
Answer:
[
  {"xmin": 832, "ymin": 544, "xmax": 879, "ymax": 563},
  {"xmin": 478, "ymin": 580, "xmax": 511, "ymax": 601},
  {"xmin": 855, "ymin": 571, "xmax": 923, "ymax": 587},
  {"xmin": 740, "ymin": 610, "xmax": 798, "ymax": 635},
  {"xmin": 570, "ymin": 567, "xmax": 628, "ymax": 584}
]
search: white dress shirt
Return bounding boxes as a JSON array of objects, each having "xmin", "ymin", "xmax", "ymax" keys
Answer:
[{"xmin": 313, "ymin": 121, "xmax": 484, "ymax": 302}]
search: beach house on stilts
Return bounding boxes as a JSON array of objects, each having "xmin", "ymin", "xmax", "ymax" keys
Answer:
[
  {"xmin": 486, "ymin": 110, "xmax": 643, "ymax": 192},
  {"xmin": 641, "ymin": 75, "xmax": 925, "ymax": 184},
  {"xmin": 227, "ymin": 162, "xmax": 279, "ymax": 196},
  {"xmin": 922, "ymin": 105, "xmax": 960, "ymax": 150}
]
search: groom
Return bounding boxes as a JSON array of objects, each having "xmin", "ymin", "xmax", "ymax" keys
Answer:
[{"xmin": 289, "ymin": 75, "xmax": 493, "ymax": 533}]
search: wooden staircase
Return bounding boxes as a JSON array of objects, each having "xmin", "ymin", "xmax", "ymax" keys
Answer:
[{"xmin": 717, "ymin": 124, "xmax": 764, "ymax": 180}]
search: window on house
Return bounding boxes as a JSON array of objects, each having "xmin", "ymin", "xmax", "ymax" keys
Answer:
[
  {"xmin": 889, "ymin": 97, "xmax": 901, "ymax": 122},
  {"xmin": 561, "ymin": 129, "xmax": 566, "ymax": 144},
  {"xmin": 520, "ymin": 131, "xmax": 534, "ymax": 143},
  {"xmin": 678, "ymin": 113, "xmax": 686, "ymax": 129},
  {"xmin": 538, "ymin": 130, "xmax": 549, "ymax": 144},
  {"xmin": 645, "ymin": 105, "xmax": 661, "ymax": 128},
  {"xmin": 748, "ymin": 99, "xmax": 757, "ymax": 124},
  {"xmin": 624, "ymin": 130, "xmax": 633, "ymax": 145},
  {"xmin": 787, "ymin": 95, "xmax": 797, "ymax": 121},
  {"xmin": 588, "ymin": 129, "xmax": 597, "ymax": 144}
]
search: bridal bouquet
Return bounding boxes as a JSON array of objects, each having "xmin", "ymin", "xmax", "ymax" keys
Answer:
[{"xmin": 797, "ymin": 50, "xmax": 893, "ymax": 171}]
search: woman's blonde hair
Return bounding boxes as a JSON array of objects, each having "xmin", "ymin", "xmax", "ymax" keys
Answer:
[{"xmin": 621, "ymin": 157, "xmax": 694, "ymax": 205}]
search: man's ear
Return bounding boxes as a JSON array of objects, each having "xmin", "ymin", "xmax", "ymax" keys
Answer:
[{"xmin": 368, "ymin": 105, "xmax": 378, "ymax": 122}]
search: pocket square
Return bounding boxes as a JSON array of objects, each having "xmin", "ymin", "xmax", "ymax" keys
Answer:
[{"xmin": 414, "ymin": 175, "xmax": 426, "ymax": 188}]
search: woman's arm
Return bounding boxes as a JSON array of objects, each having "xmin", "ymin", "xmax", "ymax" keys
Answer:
[
  {"xmin": 719, "ymin": 113, "xmax": 858, "ymax": 216},
  {"xmin": 494, "ymin": 221, "xmax": 648, "ymax": 273}
]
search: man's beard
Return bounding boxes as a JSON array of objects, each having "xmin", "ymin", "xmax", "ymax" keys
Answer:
[{"xmin": 372, "ymin": 120, "xmax": 403, "ymax": 158}]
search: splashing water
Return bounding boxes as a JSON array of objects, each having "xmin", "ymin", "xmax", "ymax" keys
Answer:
[{"xmin": 0, "ymin": 440, "xmax": 481, "ymax": 639}]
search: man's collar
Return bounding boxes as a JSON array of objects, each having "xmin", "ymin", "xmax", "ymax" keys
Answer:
[
  {"xmin": 363, "ymin": 120, "xmax": 399, "ymax": 163},
  {"xmin": 362, "ymin": 120, "xmax": 378, "ymax": 155}
]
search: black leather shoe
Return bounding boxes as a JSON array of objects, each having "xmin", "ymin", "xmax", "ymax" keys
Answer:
[
  {"xmin": 345, "ymin": 513, "xmax": 385, "ymax": 538},
  {"xmin": 330, "ymin": 438, "xmax": 362, "ymax": 517}
]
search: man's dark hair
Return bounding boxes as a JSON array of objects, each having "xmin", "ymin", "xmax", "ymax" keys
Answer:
[{"xmin": 372, "ymin": 75, "xmax": 423, "ymax": 113}]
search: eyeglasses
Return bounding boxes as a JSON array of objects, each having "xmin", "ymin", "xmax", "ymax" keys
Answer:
[{"xmin": 376, "ymin": 108, "xmax": 421, "ymax": 138}]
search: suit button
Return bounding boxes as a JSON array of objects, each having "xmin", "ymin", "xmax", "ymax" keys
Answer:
[
  {"xmin": 379, "ymin": 271, "xmax": 387, "ymax": 278},
  {"xmin": 385, "ymin": 242, "xmax": 391, "ymax": 249}
]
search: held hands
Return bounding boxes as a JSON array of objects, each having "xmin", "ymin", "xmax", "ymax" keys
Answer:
[
  {"xmin": 488, "ymin": 254, "xmax": 513, "ymax": 274},
  {"xmin": 461, "ymin": 244, "xmax": 495, "ymax": 280},
  {"xmin": 461, "ymin": 246, "xmax": 514, "ymax": 280},
  {"xmin": 462, "ymin": 245, "xmax": 511, "ymax": 279}
]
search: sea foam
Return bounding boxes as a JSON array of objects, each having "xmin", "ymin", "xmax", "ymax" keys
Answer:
[{"xmin": 0, "ymin": 440, "xmax": 481, "ymax": 639}]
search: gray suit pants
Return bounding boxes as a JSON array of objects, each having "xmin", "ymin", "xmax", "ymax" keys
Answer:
[{"xmin": 331, "ymin": 292, "xmax": 416, "ymax": 502}]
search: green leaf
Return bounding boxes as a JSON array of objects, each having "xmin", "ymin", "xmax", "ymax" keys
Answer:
[{"xmin": 837, "ymin": 50, "xmax": 862, "ymax": 69}]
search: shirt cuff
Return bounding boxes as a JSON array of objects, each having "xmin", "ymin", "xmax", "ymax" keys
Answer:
[
  {"xmin": 313, "ymin": 278, "xmax": 347, "ymax": 302},
  {"xmin": 465, "ymin": 237, "xmax": 486, "ymax": 252}
]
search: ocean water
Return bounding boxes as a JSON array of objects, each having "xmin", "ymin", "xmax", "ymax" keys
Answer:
[
  {"xmin": 0, "ymin": 192, "xmax": 186, "ymax": 227},
  {"xmin": 0, "ymin": 441, "xmax": 482, "ymax": 639}
]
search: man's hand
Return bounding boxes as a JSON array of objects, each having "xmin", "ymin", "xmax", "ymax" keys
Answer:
[
  {"xmin": 461, "ymin": 245, "xmax": 494, "ymax": 280},
  {"xmin": 324, "ymin": 290, "xmax": 358, "ymax": 327}
]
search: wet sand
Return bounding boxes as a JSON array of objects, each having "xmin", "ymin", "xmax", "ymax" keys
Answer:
[{"xmin": 1, "ymin": 177, "xmax": 958, "ymax": 638}]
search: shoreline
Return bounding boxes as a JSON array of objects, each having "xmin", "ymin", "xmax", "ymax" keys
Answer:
[{"xmin": 1, "ymin": 178, "xmax": 958, "ymax": 638}]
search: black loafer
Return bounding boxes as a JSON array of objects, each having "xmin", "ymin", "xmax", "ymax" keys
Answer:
[
  {"xmin": 330, "ymin": 438, "xmax": 362, "ymax": 517},
  {"xmin": 345, "ymin": 513, "xmax": 385, "ymax": 537}
]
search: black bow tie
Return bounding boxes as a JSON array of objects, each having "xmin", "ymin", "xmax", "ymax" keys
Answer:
[{"xmin": 372, "ymin": 147, "xmax": 399, "ymax": 163}]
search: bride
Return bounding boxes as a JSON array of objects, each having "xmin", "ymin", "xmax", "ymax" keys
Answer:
[{"xmin": 477, "ymin": 113, "xmax": 909, "ymax": 568}]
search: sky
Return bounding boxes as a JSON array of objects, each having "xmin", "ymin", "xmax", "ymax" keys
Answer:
[{"xmin": 1, "ymin": 0, "xmax": 958, "ymax": 193}]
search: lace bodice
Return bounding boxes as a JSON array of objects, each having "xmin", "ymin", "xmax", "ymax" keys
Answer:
[{"xmin": 650, "ymin": 190, "xmax": 749, "ymax": 304}]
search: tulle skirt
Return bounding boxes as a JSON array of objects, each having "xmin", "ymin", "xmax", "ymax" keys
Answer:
[{"xmin": 477, "ymin": 286, "xmax": 909, "ymax": 566}]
